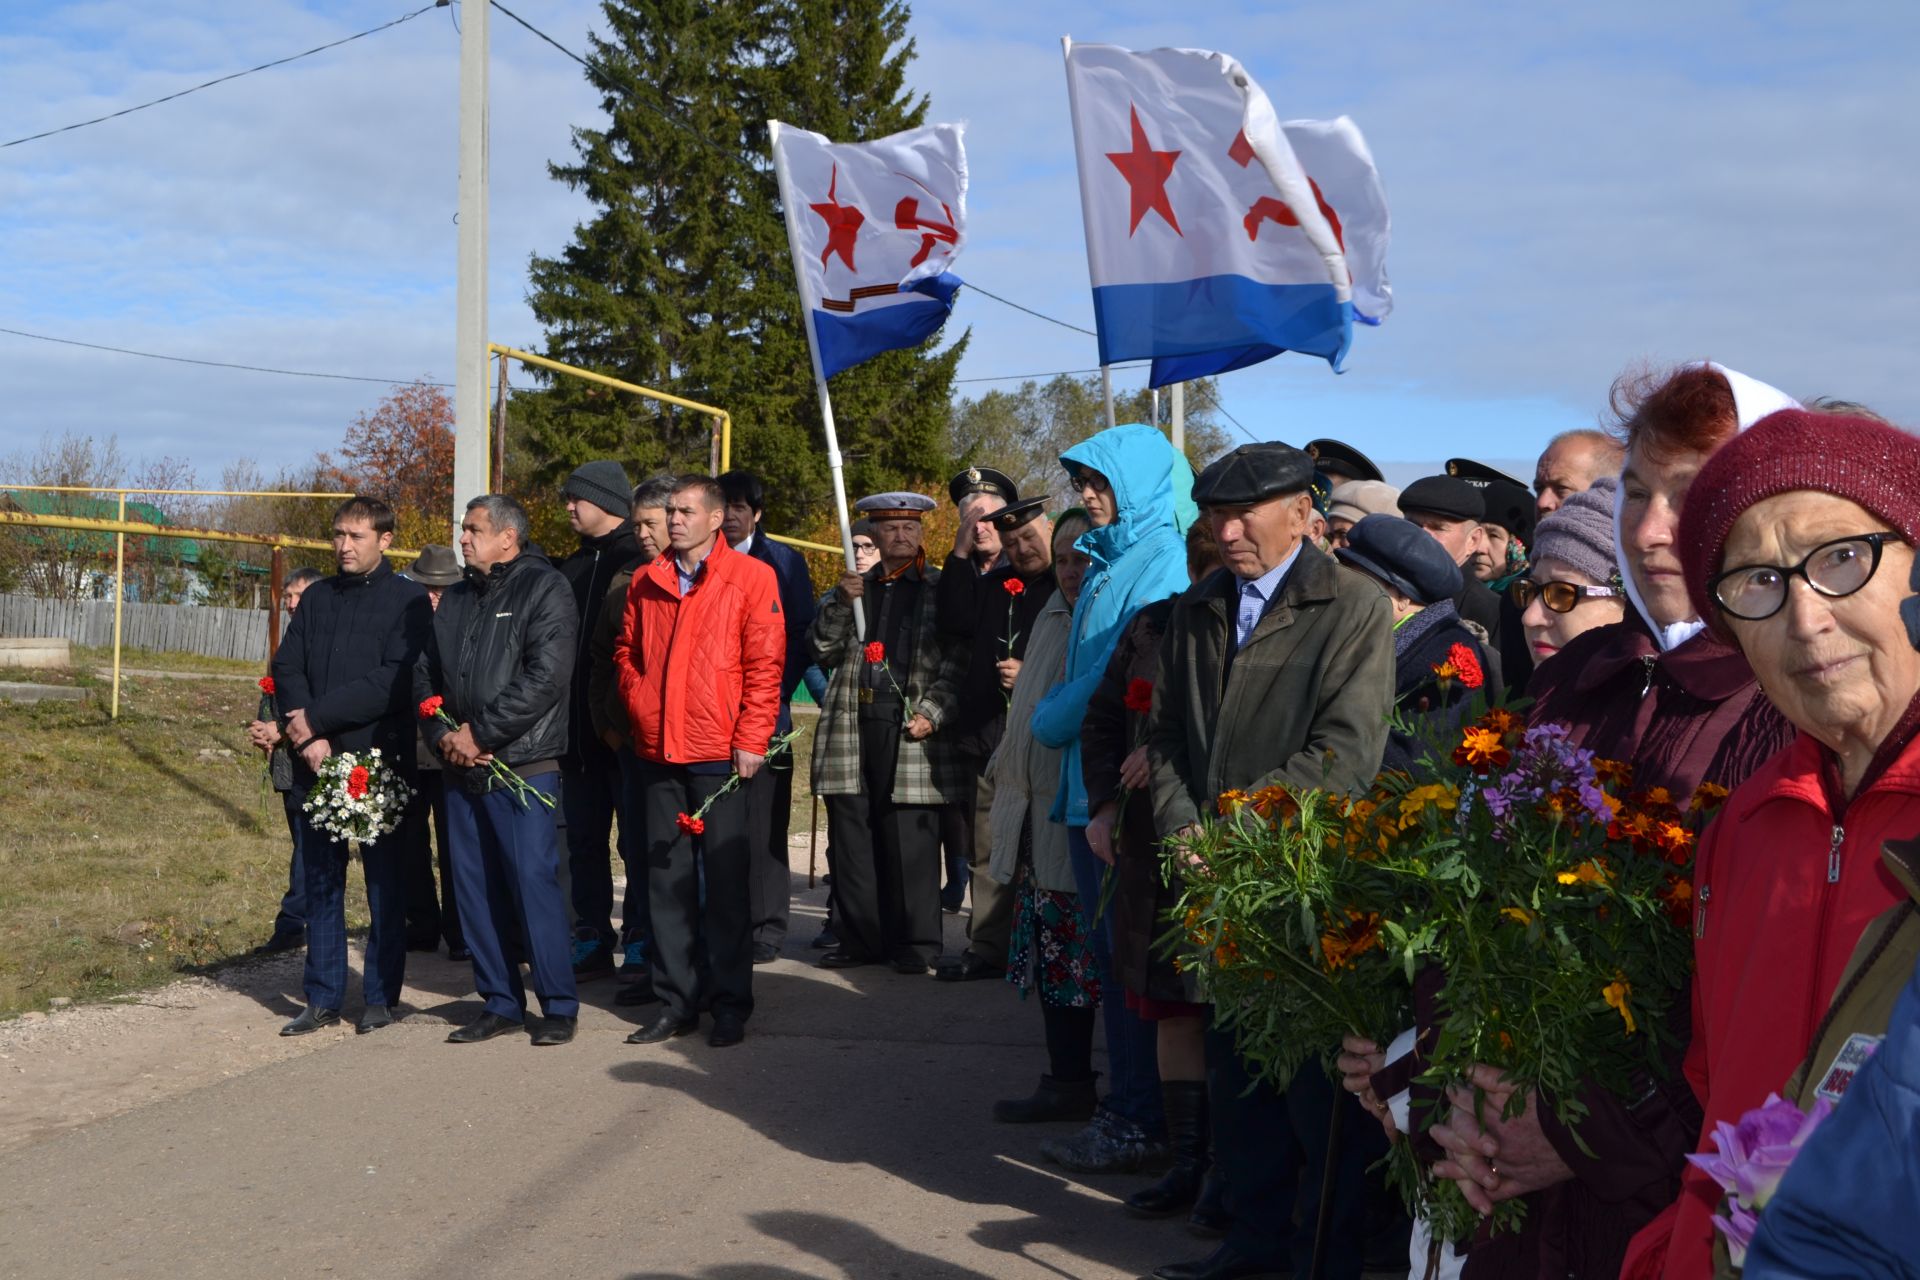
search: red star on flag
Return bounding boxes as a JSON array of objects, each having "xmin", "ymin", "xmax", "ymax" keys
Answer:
[
  {"xmin": 1106, "ymin": 106, "xmax": 1182, "ymax": 237},
  {"xmin": 809, "ymin": 164, "xmax": 865, "ymax": 271}
]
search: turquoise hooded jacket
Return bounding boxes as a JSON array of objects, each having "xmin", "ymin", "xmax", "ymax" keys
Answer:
[{"xmin": 1032, "ymin": 422, "xmax": 1196, "ymax": 828}]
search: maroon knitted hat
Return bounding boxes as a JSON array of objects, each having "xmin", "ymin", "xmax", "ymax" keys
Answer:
[{"xmin": 1679, "ymin": 408, "xmax": 1920, "ymax": 633}]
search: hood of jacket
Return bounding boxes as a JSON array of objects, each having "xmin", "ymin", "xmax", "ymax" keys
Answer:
[{"xmin": 1060, "ymin": 422, "xmax": 1197, "ymax": 568}]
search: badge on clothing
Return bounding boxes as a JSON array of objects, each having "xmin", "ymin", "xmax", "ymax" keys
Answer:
[{"xmin": 1814, "ymin": 1032, "xmax": 1883, "ymax": 1105}]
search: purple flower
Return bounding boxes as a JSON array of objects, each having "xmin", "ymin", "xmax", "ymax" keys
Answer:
[
  {"xmin": 1687, "ymin": 1093, "xmax": 1833, "ymax": 1210},
  {"xmin": 1712, "ymin": 1201, "xmax": 1760, "ymax": 1268}
]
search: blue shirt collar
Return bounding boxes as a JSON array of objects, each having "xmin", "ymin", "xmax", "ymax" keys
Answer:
[{"xmin": 1239, "ymin": 543, "xmax": 1302, "ymax": 604}]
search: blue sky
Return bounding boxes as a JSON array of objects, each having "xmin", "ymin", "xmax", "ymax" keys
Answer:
[{"xmin": 2, "ymin": 0, "xmax": 1915, "ymax": 486}]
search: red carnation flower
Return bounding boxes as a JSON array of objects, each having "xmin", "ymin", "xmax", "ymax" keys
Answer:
[
  {"xmin": 1003, "ymin": 578, "xmax": 1026, "ymax": 597},
  {"xmin": 675, "ymin": 812, "xmax": 705, "ymax": 836},
  {"xmin": 1123, "ymin": 678, "xmax": 1154, "ymax": 714},
  {"xmin": 1446, "ymin": 643, "xmax": 1485, "ymax": 690},
  {"xmin": 864, "ymin": 641, "xmax": 886, "ymax": 665},
  {"xmin": 258, "ymin": 676, "xmax": 275, "ymax": 695},
  {"xmin": 418, "ymin": 695, "xmax": 444, "ymax": 720},
  {"xmin": 347, "ymin": 766, "xmax": 370, "ymax": 800}
]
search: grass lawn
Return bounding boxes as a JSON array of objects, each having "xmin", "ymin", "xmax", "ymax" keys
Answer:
[{"xmin": 0, "ymin": 656, "xmax": 828, "ymax": 1018}]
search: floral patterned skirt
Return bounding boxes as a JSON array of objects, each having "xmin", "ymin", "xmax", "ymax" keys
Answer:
[{"xmin": 1005, "ymin": 820, "xmax": 1100, "ymax": 1009}]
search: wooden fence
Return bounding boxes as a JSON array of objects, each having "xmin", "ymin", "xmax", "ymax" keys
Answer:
[{"xmin": 0, "ymin": 594, "xmax": 279, "ymax": 662}]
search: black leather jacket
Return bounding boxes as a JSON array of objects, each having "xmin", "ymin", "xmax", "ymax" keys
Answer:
[{"xmin": 415, "ymin": 549, "xmax": 577, "ymax": 792}]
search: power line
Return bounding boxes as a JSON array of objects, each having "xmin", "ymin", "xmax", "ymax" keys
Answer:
[
  {"xmin": 1, "ymin": 4, "xmax": 441, "ymax": 150},
  {"xmin": 0, "ymin": 326, "xmax": 452, "ymax": 388},
  {"xmin": 962, "ymin": 285, "xmax": 1098, "ymax": 338}
]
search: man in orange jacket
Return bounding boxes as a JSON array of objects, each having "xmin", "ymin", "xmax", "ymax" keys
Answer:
[{"xmin": 614, "ymin": 474, "xmax": 784, "ymax": 1048}]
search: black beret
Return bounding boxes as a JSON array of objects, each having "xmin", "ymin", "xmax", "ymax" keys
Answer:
[
  {"xmin": 949, "ymin": 466, "xmax": 1019, "ymax": 507},
  {"xmin": 1335, "ymin": 514, "xmax": 1464, "ymax": 606},
  {"xmin": 1446, "ymin": 458, "xmax": 1528, "ymax": 489},
  {"xmin": 1193, "ymin": 442, "xmax": 1316, "ymax": 507},
  {"xmin": 1305, "ymin": 439, "xmax": 1384, "ymax": 483},
  {"xmin": 987, "ymin": 496, "xmax": 1048, "ymax": 533},
  {"xmin": 1480, "ymin": 478, "xmax": 1537, "ymax": 543},
  {"xmin": 1398, "ymin": 475, "xmax": 1485, "ymax": 523}
]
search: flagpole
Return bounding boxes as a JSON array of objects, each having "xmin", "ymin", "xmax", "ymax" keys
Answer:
[
  {"xmin": 1169, "ymin": 380, "xmax": 1185, "ymax": 452},
  {"xmin": 1101, "ymin": 365, "xmax": 1116, "ymax": 429},
  {"xmin": 769, "ymin": 120, "xmax": 865, "ymax": 639}
]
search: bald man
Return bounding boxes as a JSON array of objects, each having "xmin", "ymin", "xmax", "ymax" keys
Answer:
[{"xmin": 1532, "ymin": 429, "xmax": 1624, "ymax": 517}]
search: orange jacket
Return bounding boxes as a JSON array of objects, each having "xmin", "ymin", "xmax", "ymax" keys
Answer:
[
  {"xmin": 1622, "ymin": 729, "xmax": 1915, "ymax": 1279},
  {"xmin": 613, "ymin": 538, "xmax": 784, "ymax": 766}
]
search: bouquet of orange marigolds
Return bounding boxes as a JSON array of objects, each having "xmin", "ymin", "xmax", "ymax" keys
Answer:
[{"xmin": 1171, "ymin": 705, "xmax": 1723, "ymax": 1243}]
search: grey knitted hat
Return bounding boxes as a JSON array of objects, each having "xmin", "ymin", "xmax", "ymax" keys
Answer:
[
  {"xmin": 563, "ymin": 459, "xmax": 634, "ymax": 520},
  {"xmin": 1530, "ymin": 477, "xmax": 1618, "ymax": 585}
]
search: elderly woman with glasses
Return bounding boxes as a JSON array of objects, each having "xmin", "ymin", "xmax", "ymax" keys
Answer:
[
  {"xmin": 1607, "ymin": 407, "xmax": 1920, "ymax": 1278},
  {"xmin": 1511, "ymin": 478, "xmax": 1628, "ymax": 665}
]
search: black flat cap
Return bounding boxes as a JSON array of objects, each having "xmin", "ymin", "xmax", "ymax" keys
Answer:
[
  {"xmin": 949, "ymin": 466, "xmax": 1019, "ymax": 507},
  {"xmin": 1193, "ymin": 442, "xmax": 1316, "ymax": 507},
  {"xmin": 1446, "ymin": 458, "xmax": 1528, "ymax": 489},
  {"xmin": 1479, "ymin": 478, "xmax": 1537, "ymax": 543},
  {"xmin": 987, "ymin": 496, "xmax": 1049, "ymax": 533},
  {"xmin": 1398, "ymin": 475, "xmax": 1485, "ymax": 523},
  {"xmin": 1305, "ymin": 439, "xmax": 1384, "ymax": 484},
  {"xmin": 1336, "ymin": 514, "xmax": 1464, "ymax": 606}
]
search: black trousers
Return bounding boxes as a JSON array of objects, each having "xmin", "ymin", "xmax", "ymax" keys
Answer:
[
  {"xmin": 822, "ymin": 717, "xmax": 943, "ymax": 966},
  {"xmin": 640, "ymin": 761, "xmax": 753, "ymax": 1023},
  {"xmin": 745, "ymin": 755, "xmax": 795, "ymax": 948},
  {"xmin": 398, "ymin": 771, "xmax": 457, "ymax": 949},
  {"xmin": 1206, "ymin": 1025, "xmax": 1383, "ymax": 1278}
]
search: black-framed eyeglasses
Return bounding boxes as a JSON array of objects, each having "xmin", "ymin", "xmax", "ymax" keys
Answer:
[
  {"xmin": 1709, "ymin": 533, "xmax": 1889, "ymax": 622},
  {"xmin": 1509, "ymin": 577, "xmax": 1624, "ymax": 614}
]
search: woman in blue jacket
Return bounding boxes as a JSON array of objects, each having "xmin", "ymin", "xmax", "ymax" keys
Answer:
[{"xmin": 1031, "ymin": 421, "xmax": 1196, "ymax": 1175}]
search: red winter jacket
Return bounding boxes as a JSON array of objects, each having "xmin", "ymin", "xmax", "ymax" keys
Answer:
[
  {"xmin": 1622, "ymin": 729, "xmax": 1916, "ymax": 1279},
  {"xmin": 613, "ymin": 539, "xmax": 784, "ymax": 766}
]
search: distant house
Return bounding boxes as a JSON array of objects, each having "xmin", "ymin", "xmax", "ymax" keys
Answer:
[{"xmin": 0, "ymin": 490, "xmax": 204, "ymax": 601}]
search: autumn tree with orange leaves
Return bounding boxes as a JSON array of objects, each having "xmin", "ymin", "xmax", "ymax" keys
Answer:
[{"xmin": 319, "ymin": 381, "xmax": 457, "ymax": 549}]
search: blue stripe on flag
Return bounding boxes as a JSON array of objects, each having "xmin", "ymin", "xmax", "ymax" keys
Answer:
[
  {"xmin": 814, "ymin": 273, "xmax": 962, "ymax": 379},
  {"xmin": 1092, "ymin": 275, "xmax": 1352, "ymax": 379}
]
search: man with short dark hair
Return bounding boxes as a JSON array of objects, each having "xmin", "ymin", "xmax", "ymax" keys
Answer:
[
  {"xmin": 556, "ymin": 460, "xmax": 645, "ymax": 982},
  {"xmin": 1146, "ymin": 443, "xmax": 1394, "ymax": 1280},
  {"xmin": 1399, "ymin": 474, "xmax": 1504, "ymax": 646},
  {"xmin": 418, "ymin": 495, "xmax": 581, "ymax": 1046},
  {"xmin": 617, "ymin": 475, "xmax": 784, "ymax": 1048},
  {"xmin": 271, "ymin": 496, "xmax": 432, "ymax": 1037},
  {"xmin": 587, "ymin": 472, "xmax": 676, "ymax": 1006},
  {"xmin": 716, "ymin": 469, "xmax": 816, "ymax": 964}
]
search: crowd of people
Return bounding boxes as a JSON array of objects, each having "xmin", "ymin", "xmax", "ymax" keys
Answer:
[{"xmin": 245, "ymin": 359, "xmax": 1919, "ymax": 1280}]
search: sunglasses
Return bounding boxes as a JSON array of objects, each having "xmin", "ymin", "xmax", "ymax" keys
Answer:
[
  {"xmin": 1709, "ymin": 533, "xmax": 1889, "ymax": 622},
  {"xmin": 1509, "ymin": 577, "xmax": 1624, "ymax": 614}
]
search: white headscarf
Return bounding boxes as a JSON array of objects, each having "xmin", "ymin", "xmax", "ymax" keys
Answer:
[{"xmin": 1611, "ymin": 362, "xmax": 1801, "ymax": 651}]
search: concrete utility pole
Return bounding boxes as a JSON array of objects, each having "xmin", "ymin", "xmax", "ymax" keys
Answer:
[
  {"xmin": 1169, "ymin": 381, "xmax": 1186, "ymax": 454},
  {"xmin": 451, "ymin": 0, "xmax": 491, "ymax": 542}
]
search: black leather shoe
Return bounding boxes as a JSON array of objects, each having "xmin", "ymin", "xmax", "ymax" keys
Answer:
[
  {"xmin": 258, "ymin": 932, "xmax": 304, "ymax": 955},
  {"xmin": 531, "ymin": 1015, "xmax": 576, "ymax": 1046},
  {"xmin": 280, "ymin": 1007, "xmax": 340, "ymax": 1037},
  {"xmin": 1127, "ymin": 1081, "xmax": 1208, "ymax": 1217},
  {"xmin": 751, "ymin": 941, "xmax": 779, "ymax": 965},
  {"xmin": 447, "ymin": 945, "xmax": 472, "ymax": 962},
  {"xmin": 816, "ymin": 949, "xmax": 873, "ymax": 970},
  {"xmin": 446, "ymin": 1012, "xmax": 522, "ymax": 1044},
  {"xmin": 891, "ymin": 955, "xmax": 934, "ymax": 975},
  {"xmin": 626, "ymin": 1012, "xmax": 697, "ymax": 1045},
  {"xmin": 809, "ymin": 924, "xmax": 839, "ymax": 949},
  {"xmin": 1186, "ymin": 1168, "xmax": 1230, "ymax": 1237},
  {"xmin": 356, "ymin": 1004, "xmax": 394, "ymax": 1035},
  {"xmin": 1146, "ymin": 1244, "xmax": 1284, "ymax": 1280},
  {"xmin": 707, "ymin": 1014, "xmax": 745, "ymax": 1048},
  {"xmin": 933, "ymin": 951, "xmax": 1006, "ymax": 983}
]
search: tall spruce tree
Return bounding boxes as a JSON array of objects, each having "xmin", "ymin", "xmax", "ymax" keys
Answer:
[{"xmin": 521, "ymin": 0, "xmax": 964, "ymax": 529}]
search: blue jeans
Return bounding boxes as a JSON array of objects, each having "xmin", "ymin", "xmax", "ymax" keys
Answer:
[
  {"xmin": 1065, "ymin": 825, "xmax": 1164, "ymax": 1138},
  {"xmin": 446, "ymin": 775, "xmax": 579, "ymax": 1021},
  {"xmin": 296, "ymin": 788, "xmax": 407, "ymax": 1010}
]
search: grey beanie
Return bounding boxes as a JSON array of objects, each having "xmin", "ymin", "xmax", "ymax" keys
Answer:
[
  {"xmin": 1530, "ymin": 477, "xmax": 1618, "ymax": 585},
  {"xmin": 564, "ymin": 459, "xmax": 633, "ymax": 520}
]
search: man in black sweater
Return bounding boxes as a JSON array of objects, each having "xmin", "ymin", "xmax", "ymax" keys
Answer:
[
  {"xmin": 271, "ymin": 495, "xmax": 432, "ymax": 1037},
  {"xmin": 555, "ymin": 461, "xmax": 644, "ymax": 981}
]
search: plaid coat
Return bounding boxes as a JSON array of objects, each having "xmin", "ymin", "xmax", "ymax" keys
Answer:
[{"xmin": 806, "ymin": 560, "xmax": 970, "ymax": 804}]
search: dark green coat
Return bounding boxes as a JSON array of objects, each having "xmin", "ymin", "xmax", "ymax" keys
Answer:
[{"xmin": 1147, "ymin": 542, "xmax": 1394, "ymax": 836}]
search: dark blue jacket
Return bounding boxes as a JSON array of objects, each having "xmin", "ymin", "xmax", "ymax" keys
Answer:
[
  {"xmin": 271, "ymin": 559, "xmax": 432, "ymax": 781},
  {"xmin": 742, "ymin": 532, "xmax": 816, "ymax": 735},
  {"xmin": 1746, "ymin": 953, "xmax": 1920, "ymax": 1279}
]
